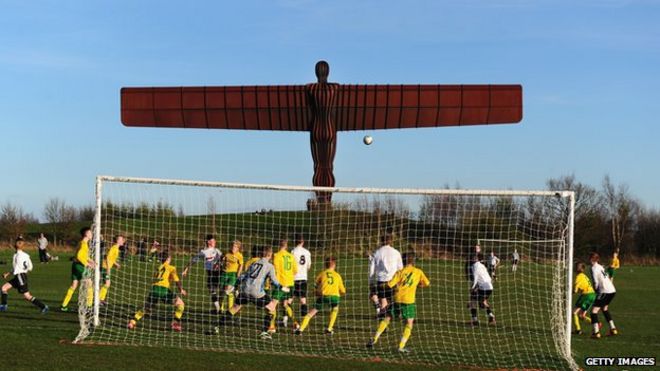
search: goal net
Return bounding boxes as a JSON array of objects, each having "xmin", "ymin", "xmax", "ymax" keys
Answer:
[{"xmin": 77, "ymin": 176, "xmax": 577, "ymax": 370}]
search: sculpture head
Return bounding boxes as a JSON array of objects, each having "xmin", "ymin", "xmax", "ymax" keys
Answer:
[{"xmin": 315, "ymin": 60, "xmax": 329, "ymax": 83}]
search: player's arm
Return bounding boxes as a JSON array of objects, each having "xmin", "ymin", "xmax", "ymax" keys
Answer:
[
  {"xmin": 237, "ymin": 255, "xmax": 244, "ymax": 276},
  {"xmin": 471, "ymin": 264, "xmax": 479, "ymax": 291},
  {"xmin": 182, "ymin": 251, "xmax": 203, "ymax": 276},
  {"xmin": 172, "ymin": 270, "xmax": 187, "ymax": 296},
  {"xmin": 590, "ymin": 267, "xmax": 601, "ymax": 291},
  {"xmin": 292, "ymin": 257, "xmax": 298, "ymax": 276},
  {"xmin": 387, "ymin": 270, "xmax": 402, "ymax": 289},
  {"xmin": 338, "ymin": 274, "xmax": 346, "ymax": 296},
  {"xmin": 26, "ymin": 255, "xmax": 34, "ymax": 272},
  {"xmin": 368, "ymin": 254, "xmax": 376, "ymax": 284},
  {"xmin": 315, "ymin": 272, "xmax": 323, "ymax": 296},
  {"xmin": 420, "ymin": 271, "xmax": 430, "ymax": 288},
  {"xmin": 111, "ymin": 248, "xmax": 121, "ymax": 270}
]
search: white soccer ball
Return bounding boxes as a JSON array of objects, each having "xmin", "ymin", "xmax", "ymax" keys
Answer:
[{"xmin": 363, "ymin": 135, "xmax": 373, "ymax": 145}]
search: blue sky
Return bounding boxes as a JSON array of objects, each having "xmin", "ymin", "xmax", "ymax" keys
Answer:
[{"xmin": 1, "ymin": 0, "xmax": 658, "ymax": 218}]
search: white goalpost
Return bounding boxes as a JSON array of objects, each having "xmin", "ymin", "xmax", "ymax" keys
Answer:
[{"xmin": 76, "ymin": 175, "xmax": 577, "ymax": 370}]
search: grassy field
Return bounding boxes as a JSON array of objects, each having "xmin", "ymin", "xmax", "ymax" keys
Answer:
[{"xmin": 1, "ymin": 249, "xmax": 658, "ymax": 370}]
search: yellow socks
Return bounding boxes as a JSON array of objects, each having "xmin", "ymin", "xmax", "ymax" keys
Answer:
[
  {"xmin": 100, "ymin": 286, "xmax": 109, "ymax": 301},
  {"xmin": 373, "ymin": 318, "xmax": 391, "ymax": 343},
  {"xmin": 134, "ymin": 310, "xmax": 145, "ymax": 321},
  {"xmin": 62, "ymin": 287, "xmax": 75, "ymax": 307},
  {"xmin": 86, "ymin": 287, "xmax": 94, "ymax": 307},
  {"xmin": 300, "ymin": 314, "xmax": 312, "ymax": 332},
  {"xmin": 399, "ymin": 323, "xmax": 413, "ymax": 350},
  {"xmin": 228, "ymin": 293, "xmax": 235, "ymax": 309},
  {"xmin": 573, "ymin": 313, "xmax": 581, "ymax": 331},
  {"xmin": 328, "ymin": 307, "xmax": 339, "ymax": 331},
  {"xmin": 174, "ymin": 304, "xmax": 185, "ymax": 320}
]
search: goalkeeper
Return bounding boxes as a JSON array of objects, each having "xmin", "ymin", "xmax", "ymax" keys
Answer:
[
  {"xmin": 218, "ymin": 245, "xmax": 282, "ymax": 340},
  {"xmin": 294, "ymin": 256, "xmax": 346, "ymax": 336},
  {"xmin": 182, "ymin": 234, "xmax": 223, "ymax": 313},
  {"xmin": 572, "ymin": 262, "xmax": 595, "ymax": 335},
  {"xmin": 367, "ymin": 252, "xmax": 429, "ymax": 353},
  {"xmin": 128, "ymin": 251, "xmax": 187, "ymax": 332}
]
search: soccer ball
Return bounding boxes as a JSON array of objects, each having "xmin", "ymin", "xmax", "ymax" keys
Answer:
[{"xmin": 363, "ymin": 135, "xmax": 373, "ymax": 145}]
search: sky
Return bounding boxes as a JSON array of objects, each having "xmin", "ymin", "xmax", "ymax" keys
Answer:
[{"xmin": 1, "ymin": 0, "xmax": 659, "ymax": 219}]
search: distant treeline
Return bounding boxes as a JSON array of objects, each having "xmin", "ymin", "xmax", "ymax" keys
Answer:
[{"xmin": 0, "ymin": 174, "xmax": 658, "ymax": 262}]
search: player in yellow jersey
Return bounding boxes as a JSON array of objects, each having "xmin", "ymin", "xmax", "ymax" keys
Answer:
[
  {"xmin": 220, "ymin": 240, "xmax": 244, "ymax": 312},
  {"xmin": 271, "ymin": 237, "xmax": 298, "ymax": 332},
  {"xmin": 128, "ymin": 251, "xmax": 187, "ymax": 332},
  {"xmin": 61, "ymin": 227, "xmax": 96, "ymax": 312},
  {"xmin": 607, "ymin": 250, "xmax": 620, "ymax": 282},
  {"xmin": 367, "ymin": 252, "xmax": 430, "ymax": 353},
  {"xmin": 573, "ymin": 262, "xmax": 595, "ymax": 335},
  {"xmin": 295, "ymin": 256, "xmax": 346, "ymax": 336},
  {"xmin": 99, "ymin": 235, "xmax": 125, "ymax": 305},
  {"xmin": 244, "ymin": 245, "xmax": 261, "ymax": 270}
]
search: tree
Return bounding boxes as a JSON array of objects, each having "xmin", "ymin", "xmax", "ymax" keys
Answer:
[
  {"xmin": 602, "ymin": 175, "xmax": 640, "ymax": 253},
  {"xmin": 0, "ymin": 202, "xmax": 33, "ymax": 243},
  {"xmin": 43, "ymin": 198, "xmax": 77, "ymax": 246}
]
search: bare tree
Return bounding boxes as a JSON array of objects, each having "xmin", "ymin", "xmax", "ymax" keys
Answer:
[
  {"xmin": 43, "ymin": 198, "xmax": 77, "ymax": 246},
  {"xmin": 546, "ymin": 174, "xmax": 601, "ymax": 218},
  {"xmin": 602, "ymin": 175, "xmax": 640, "ymax": 252},
  {"xmin": 0, "ymin": 202, "xmax": 33, "ymax": 243}
]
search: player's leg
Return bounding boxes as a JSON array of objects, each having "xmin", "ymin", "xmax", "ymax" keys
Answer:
[
  {"xmin": 209, "ymin": 272, "xmax": 221, "ymax": 313},
  {"xmin": 61, "ymin": 279, "xmax": 79, "ymax": 311},
  {"xmin": 602, "ymin": 294, "xmax": 617, "ymax": 335},
  {"xmin": 99, "ymin": 268, "xmax": 111, "ymax": 303},
  {"xmin": 267, "ymin": 298, "xmax": 280, "ymax": 333},
  {"xmin": 259, "ymin": 297, "xmax": 277, "ymax": 339},
  {"xmin": 369, "ymin": 284, "xmax": 380, "ymax": 315},
  {"xmin": 590, "ymin": 304, "xmax": 602, "ymax": 338},
  {"xmin": 22, "ymin": 290, "xmax": 48, "ymax": 313},
  {"xmin": 326, "ymin": 299, "xmax": 340, "ymax": 334},
  {"xmin": 398, "ymin": 316, "xmax": 415, "ymax": 353},
  {"xmin": 297, "ymin": 297, "xmax": 322, "ymax": 334},
  {"xmin": 480, "ymin": 290, "xmax": 495, "ymax": 324},
  {"xmin": 171, "ymin": 296, "xmax": 185, "ymax": 331},
  {"xmin": 573, "ymin": 306, "xmax": 583, "ymax": 334},
  {"xmin": 468, "ymin": 290, "xmax": 479, "ymax": 326},
  {"xmin": 368, "ymin": 308, "xmax": 394, "ymax": 347},
  {"xmin": 0, "ymin": 282, "xmax": 12, "ymax": 311},
  {"xmin": 283, "ymin": 296, "xmax": 297, "ymax": 328}
]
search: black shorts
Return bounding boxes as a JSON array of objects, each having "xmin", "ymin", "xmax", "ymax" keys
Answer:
[
  {"xmin": 593, "ymin": 292, "xmax": 616, "ymax": 308},
  {"xmin": 236, "ymin": 294, "xmax": 271, "ymax": 308},
  {"xmin": 512, "ymin": 259, "xmax": 519, "ymax": 265},
  {"xmin": 206, "ymin": 270, "xmax": 220, "ymax": 290},
  {"xmin": 369, "ymin": 284, "xmax": 378, "ymax": 297},
  {"xmin": 293, "ymin": 280, "xmax": 308, "ymax": 298},
  {"xmin": 9, "ymin": 274, "xmax": 29, "ymax": 294},
  {"xmin": 470, "ymin": 289, "xmax": 492, "ymax": 302},
  {"xmin": 377, "ymin": 282, "xmax": 394, "ymax": 301}
]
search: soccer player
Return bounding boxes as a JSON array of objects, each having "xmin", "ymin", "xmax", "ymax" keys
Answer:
[
  {"xmin": 219, "ymin": 240, "xmax": 244, "ymax": 312},
  {"xmin": 272, "ymin": 236, "xmax": 298, "ymax": 331},
  {"xmin": 486, "ymin": 251, "xmax": 500, "ymax": 280},
  {"xmin": 369, "ymin": 233, "xmax": 403, "ymax": 316},
  {"xmin": 291, "ymin": 233, "xmax": 312, "ymax": 318},
  {"xmin": 0, "ymin": 237, "xmax": 48, "ymax": 313},
  {"xmin": 128, "ymin": 251, "xmax": 187, "ymax": 332},
  {"xmin": 573, "ymin": 262, "xmax": 595, "ymax": 335},
  {"xmin": 99, "ymin": 235, "xmax": 125, "ymax": 305},
  {"xmin": 244, "ymin": 245, "xmax": 261, "ymax": 270},
  {"xmin": 295, "ymin": 256, "xmax": 346, "ymax": 336},
  {"xmin": 589, "ymin": 252, "xmax": 618, "ymax": 338},
  {"xmin": 607, "ymin": 250, "xmax": 620, "ymax": 283},
  {"xmin": 367, "ymin": 252, "xmax": 429, "ymax": 353},
  {"xmin": 220, "ymin": 245, "xmax": 282, "ymax": 340},
  {"xmin": 182, "ymin": 234, "xmax": 223, "ymax": 313},
  {"xmin": 61, "ymin": 227, "xmax": 96, "ymax": 312},
  {"xmin": 37, "ymin": 233, "xmax": 50, "ymax": 263},
  {"xmin": 469, "ymin": 253, "xmax": 495, "ymax": 326},
  {"xmin": 512, "ymin": 249, "xmax": 519, "ymax": 272}
]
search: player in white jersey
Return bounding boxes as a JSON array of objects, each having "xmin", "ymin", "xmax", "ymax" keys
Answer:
[
  {"xmin": 487, "ymin": 251, "xmax": 500, "ymax": 280},
  {"xmin": 589, "ymin": 252, "xmax": 618, "ymax": 338},
  {"xmin": 511, "ymin": 249, "xmax": 520, "ymax": 272},
  {"xmin": 369, "ymin": 233, "xmax": 403, "ymax": 316},
  {"xmin": 183, "ymin": 234, "xmax": 223, "ymax": 313},
  {"xmin": 0, "ymin": 237, "xmax": 48, "ymax": 313},
  {"xmin": 291, "ymin": 234, "xmax": 312, "ymax": 317},
  {"xmin": 469, "ymin": 253, "xmax": 495, "ymax": 326}
]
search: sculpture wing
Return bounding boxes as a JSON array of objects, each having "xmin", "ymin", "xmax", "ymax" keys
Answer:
[
  {"xmin": 333, "ymin": 84, "xmax": 522, "ymax": 131},
  {"xmin": 121, "ymin": 86, "xmax": 311, "ymax": 131}
]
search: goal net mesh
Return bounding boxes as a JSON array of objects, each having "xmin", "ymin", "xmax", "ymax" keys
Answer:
[{"xmin": 77, "ymin": 176, "xmax": 577, "ymax": 370}]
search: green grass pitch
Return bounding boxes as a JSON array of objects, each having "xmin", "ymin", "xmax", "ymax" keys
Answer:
[{"xmin": 1, "ymin": 250, "xmax": 658, "ymax": 370}]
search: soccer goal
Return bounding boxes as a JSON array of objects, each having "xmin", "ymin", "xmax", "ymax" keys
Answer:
[{"xmin": 77, "ymin": 176, "xmax": 577, "ymax": 370}]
